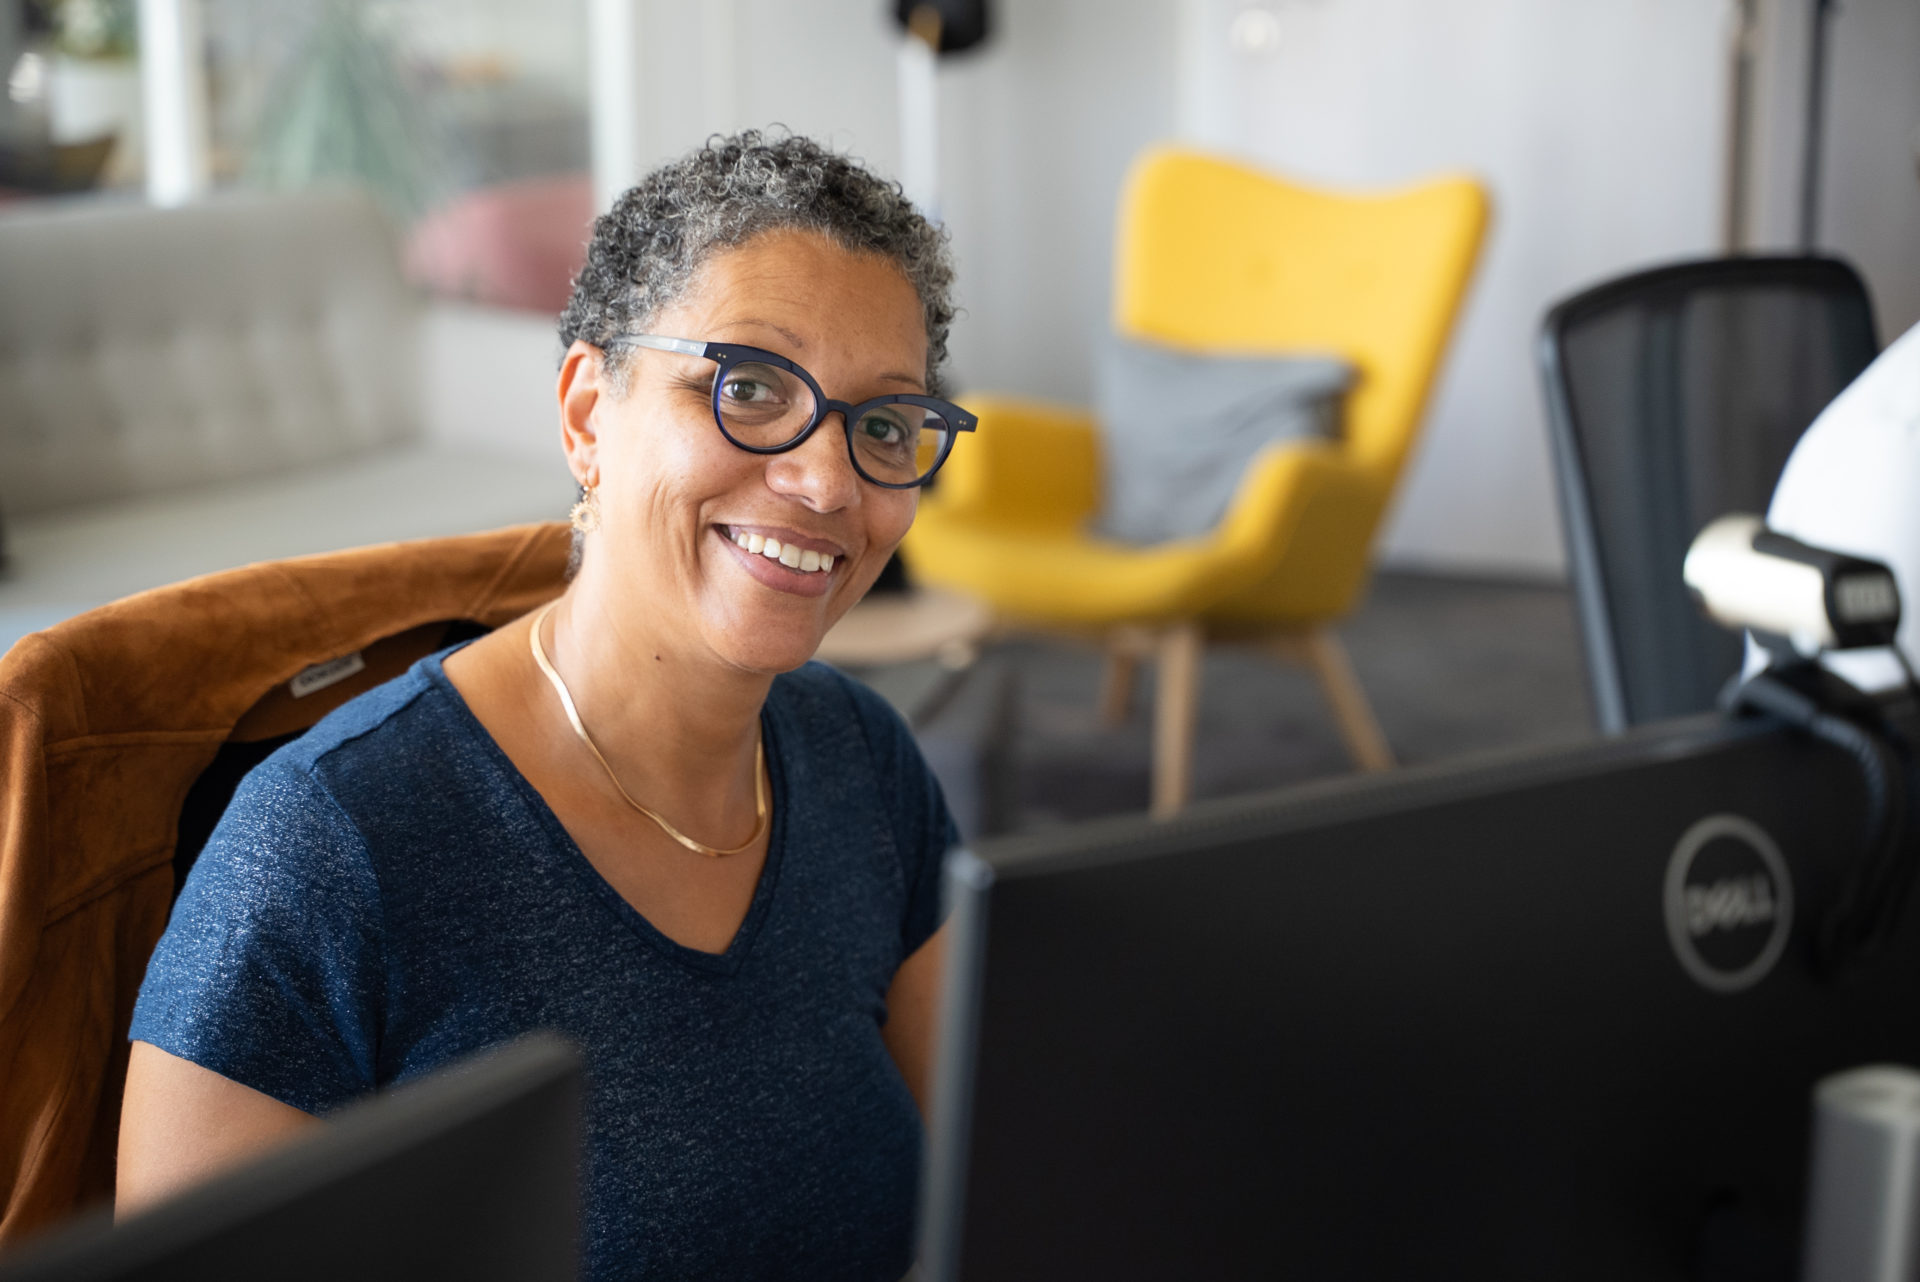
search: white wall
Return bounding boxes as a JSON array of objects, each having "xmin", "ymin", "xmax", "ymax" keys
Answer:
[
  {"xmin": 607, "ymin": 0, "xmax": 1179, "ymax": 409},
  {"xmin": 610, "ymin": 0, "xmax": 904, "ymax": 189},
  {"xmin": 1180, "ymin": 0, "xmax": 1737, "ymax": 576},
  {"xmin": 934, "ymin": 2, "xmax": 1182, "ymax": 402}
]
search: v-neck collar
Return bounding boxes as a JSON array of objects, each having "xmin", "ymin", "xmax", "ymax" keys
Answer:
[{"xmin": 419, "ymin": 647, "xmax": 787, "ymax": 978}]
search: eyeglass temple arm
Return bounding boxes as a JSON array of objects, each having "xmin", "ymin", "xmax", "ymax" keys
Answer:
[{"xmin": 615, "ymin": 334, "xmax": 709, "ymax": 357}]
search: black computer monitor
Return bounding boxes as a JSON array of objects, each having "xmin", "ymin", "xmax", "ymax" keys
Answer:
[
  {"xmin": 922, "ymin": 701, "xmax": 1920, "ymax": 1282},
  {"xmin": 0, "ymin": 1035, "xmax": 582, "ymax": 1282}
]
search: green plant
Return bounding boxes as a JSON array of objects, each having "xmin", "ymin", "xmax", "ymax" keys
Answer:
[
  {"xmin": 48, "ymin": 0, "xmax": 138, "ymax": 60},
  {"xmin": 244, "ymin": 0, "xmax": 442, "ymax": 221}
]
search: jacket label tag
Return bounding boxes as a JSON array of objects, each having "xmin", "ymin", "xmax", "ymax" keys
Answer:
[{"xmin": 290, "ymin": 652, "xmax": 367, "ymax": 698}]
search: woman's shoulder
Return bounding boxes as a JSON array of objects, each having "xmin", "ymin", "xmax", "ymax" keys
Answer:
[
  {"xmin": 244, "ymin": 649, "xmax": 495, "ymax": 837},
  {"xmin": 278, "ymin": 650, "xmax": 467, "ymax": 770},
  {"xmin": 192, "ymin": 649, "xmax": 508, "ymax": 916},
  {"xmin": 768, "ymin": 660, "xmax": 911, "ymax": 749}
]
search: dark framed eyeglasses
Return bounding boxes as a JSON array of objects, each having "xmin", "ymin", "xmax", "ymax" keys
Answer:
[{"xmin": 608, "ymin": 333, "xmax": 977, "ymax": 489}]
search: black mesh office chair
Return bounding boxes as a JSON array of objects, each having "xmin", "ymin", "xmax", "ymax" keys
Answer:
[{"xmin": 1539, "ymin": 256, "xmax": 1878, "ymax": 733}]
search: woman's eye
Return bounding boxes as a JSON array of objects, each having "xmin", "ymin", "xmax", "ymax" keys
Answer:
[
  {"xmin": 858, "ymin": 414, "xmax": 908, "ymax": 446},
  {"xmin": 721, "ymin": 377, "xmax": 777, "ymax": 404}
]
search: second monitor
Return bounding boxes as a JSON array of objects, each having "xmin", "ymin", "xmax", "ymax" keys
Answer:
[{"xmin": 924, "ymin": 701, "xmax": 1920, "ymax": 1282}]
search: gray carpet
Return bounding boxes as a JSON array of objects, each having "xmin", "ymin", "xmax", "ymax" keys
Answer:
[{"xmin": 975, "ymin": 570, "xmax": 1597, "ymax": 830}]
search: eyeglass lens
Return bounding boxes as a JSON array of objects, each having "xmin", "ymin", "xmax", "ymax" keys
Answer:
[{"xmin": 716, "ymin": 361, "xmax": 951, "ymax": 485}]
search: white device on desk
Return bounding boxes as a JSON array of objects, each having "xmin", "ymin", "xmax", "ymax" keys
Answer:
[
  {"xmin": 1685, "ymin": 514, "xmax": 1918, "ymax": 982},
  {"xmin": 1685, "ymin": 514, "xmax": 1903, "ymax": 660}
]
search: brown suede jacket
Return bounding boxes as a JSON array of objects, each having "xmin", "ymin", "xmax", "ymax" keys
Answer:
[{"xmin": 0, "ymin": 523, "xmax": 567, "ymax": 1244}]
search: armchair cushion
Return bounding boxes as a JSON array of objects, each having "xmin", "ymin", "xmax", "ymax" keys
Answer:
[
  {"xmin": 1093, "ymin": 335, "xmax": 1353, "ymax": 544},
  {"xmin": 920, "ymin": 396, "xmax": 1101, "ymax": 532}
]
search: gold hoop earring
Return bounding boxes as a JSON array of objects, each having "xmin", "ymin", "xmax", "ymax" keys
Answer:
[{"xmin": 569, "ymin": 484, "xmax": 601, "ymax": 535}]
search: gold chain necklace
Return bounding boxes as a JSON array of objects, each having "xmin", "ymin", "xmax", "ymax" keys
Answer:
[{"xmin": 529, "ymin": 601, "xmax": 768, "ymax": 858}]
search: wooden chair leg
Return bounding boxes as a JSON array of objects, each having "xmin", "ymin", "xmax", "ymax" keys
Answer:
[
  {"xmin": 1151, "ymin": 622, "xmax": 1204, "ymax": 818},
  {"xmin": 1098, "ymin": 626, "xmax": 1153, "ymax": 726},
  {"xmin": 1303, "ymin": 628, "xmax": 1394, "ymax": 772},
  {"xmin": 1099, "ymin": 650, "xmax": 1138, "ymax": 726}
]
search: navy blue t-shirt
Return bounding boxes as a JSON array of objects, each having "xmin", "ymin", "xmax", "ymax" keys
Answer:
[{"xmin": 130, "ymin": 651, "xmax": 955, "ymax": 1281}]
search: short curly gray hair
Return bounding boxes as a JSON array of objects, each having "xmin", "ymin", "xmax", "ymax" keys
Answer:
[{"xmin": 558, "ymin": 129, "xmax": 956, "ymax": 397}]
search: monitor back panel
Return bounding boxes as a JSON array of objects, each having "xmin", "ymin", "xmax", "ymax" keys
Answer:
[
  {"xmin": 948, "ymin": 712, "xmax": 1920, "ymax": 1281},
  {"xmin": 0, "ymin": 1036, "xmax": 581, "ymax": 1282}
]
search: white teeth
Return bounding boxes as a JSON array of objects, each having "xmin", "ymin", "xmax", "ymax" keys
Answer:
[{"xmin": 729, "ymin": 529, "xmax": 834, "ymax": 573}]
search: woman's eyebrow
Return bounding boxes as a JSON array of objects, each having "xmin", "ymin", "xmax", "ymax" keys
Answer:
[
  {"xmin": 724, "ymin": 319, "xmax": 924, "ymax": 390},
  {"xmin": 721, "ymin": 318, "xmax": 925, "ymax": 387},
  {"xmin": 727, "ymin": 319, "xmax": 807, "ymax": 348}
]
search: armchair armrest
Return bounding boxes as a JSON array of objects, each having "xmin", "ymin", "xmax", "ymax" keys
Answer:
[
  {"xmin": 924, "ymin": 396, "xmax": 1101, "ymax": 531},
  {"xmin": 1206, "ymin": 439, "xmax": 1392, "ymax": 622}
]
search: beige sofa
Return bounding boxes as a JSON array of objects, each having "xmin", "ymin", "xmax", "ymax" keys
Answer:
[{"xmin": 0, "ymin": 186, "xmax": 576, "ymax": 652}]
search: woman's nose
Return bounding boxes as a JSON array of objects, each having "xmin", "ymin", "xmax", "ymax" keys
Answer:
[{"xmin": 764, "ymin": 412, "xmax": 861, "ymax": 512}]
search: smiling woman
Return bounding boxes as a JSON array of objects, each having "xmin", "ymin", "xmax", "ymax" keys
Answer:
[{"xmin": 116, "ymin": 132, "xmax": 969, "ymax": 1282}]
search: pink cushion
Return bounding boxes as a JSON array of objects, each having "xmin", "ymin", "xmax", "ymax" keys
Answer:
[{"xmin": 406, "ymin": 173, "xmax": 594, "ymax": 314}]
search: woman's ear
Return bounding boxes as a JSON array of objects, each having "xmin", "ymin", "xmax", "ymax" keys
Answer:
[{"xmin": 558, "ymin": 340, "xmax": 610, "ymax": 487}]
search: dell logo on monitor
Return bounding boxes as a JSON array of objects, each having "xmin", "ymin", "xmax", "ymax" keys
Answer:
[
  {"xmin": 1685, "ymin": 874, "xmax": 1777, "ymax": 937},
  {"xmin": 1663, "ymin": 814, "xmax": 1794, "ymax": 994}
]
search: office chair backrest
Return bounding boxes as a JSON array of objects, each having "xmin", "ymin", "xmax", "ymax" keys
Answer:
[
  {"xmin": 0, "ymin": 523, "xmax": 568, "ymax": 1243},
  {"xmin": 1539, "ymin": 256, "xmax": 1878, "ymax": 733},
  {"xmin": 1113, "ymin": 148, "xmax": 1489, "ymax": 480}
]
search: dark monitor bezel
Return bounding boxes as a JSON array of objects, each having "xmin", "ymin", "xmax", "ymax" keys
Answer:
[{"xmin": 0, "ymin": 1034, "xmax": 582, "ymax": 1282}]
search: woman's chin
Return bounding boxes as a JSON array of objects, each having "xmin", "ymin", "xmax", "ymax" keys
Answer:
[{"xmin": 710, "ymin": 625, "xmax": 830, "ymax": 676}]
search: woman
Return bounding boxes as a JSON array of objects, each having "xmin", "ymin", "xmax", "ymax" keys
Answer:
[{"xmin": 118, "ymin": 131, "xmax": 970, "ymax": 1280}]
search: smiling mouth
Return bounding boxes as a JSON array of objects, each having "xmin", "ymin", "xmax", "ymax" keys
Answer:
[{"xmin": 724, "ymin": 527, "xmax": 836, "ymax": 575}]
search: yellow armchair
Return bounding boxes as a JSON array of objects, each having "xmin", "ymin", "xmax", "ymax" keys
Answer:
[{"xmin": 907, "ymin": 148, "xmax": 1489, "ymax": 815}]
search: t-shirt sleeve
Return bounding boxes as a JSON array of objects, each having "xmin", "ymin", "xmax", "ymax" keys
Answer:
[
  {"xmin": 129, "ymin": 755, "xmax": 385, "ymax": 1116},
  {"xmin": 837, "ymin": 673, "xmax": 961, "ymax": 959}
]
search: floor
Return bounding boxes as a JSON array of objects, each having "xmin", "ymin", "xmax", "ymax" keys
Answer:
[{"xmin": 959, "ymin": 570, "xmax": 1598, "ymax": 831}]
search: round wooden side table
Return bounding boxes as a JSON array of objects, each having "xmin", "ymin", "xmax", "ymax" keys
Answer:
[{"xmin": 815, "ymin": 586, "xmax": 994, "ymax": 673}]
